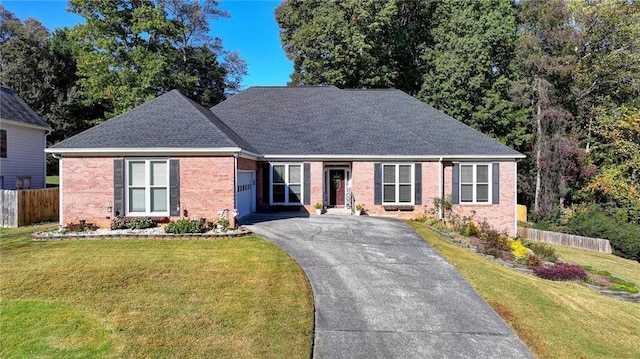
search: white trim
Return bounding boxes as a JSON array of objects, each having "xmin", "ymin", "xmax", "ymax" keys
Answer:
[
  {"xmin": 459, "ymin": 163, "xmax": 492, "ymax": 204},
  {"xmin": 438, "ymin": 157, "xmax": 443, "ymax": 219},
  {"xmin": 125, "ymin": 159, "xmax": 170, "ymax": 216},
  {"xmin": 0, "ymin": 118, "xmax": 52, "ymax": 131},
  {"xmin": 263, "ymin": 154, "xmax": 525, "ymax": 161},
  {"xmin": 269, "ymin": 163, "xmax": 304, "ymax": 205},
  {"xmin": 59, "ymin": 157, "xmax": 63, "ymax": 226},
  {"xmin": 324, "ymin": 166, "xmax": 351, "ymax": 207},
  {"xmin": 514, "ymin": 160, "xmax": 518, "ymax": 234},
  {"xmin": 381, "ymin": 163, "xmax": 415, "ymax": 205}
]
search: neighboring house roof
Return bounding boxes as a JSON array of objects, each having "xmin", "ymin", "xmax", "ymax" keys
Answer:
[
  {"xmin": 49, "ymin": 89, "xmax": 257, "ymax": 154},
  {"xmin": 0, "ymin": 87, "xmax": 52, "ymax": 130},
  {"xmin": 48, "ymin": 86, "xmax": 523, "ymax": 159},
  {"xmin": 210, "ymin": 86, "xmax": 523, "ymax": 158}
]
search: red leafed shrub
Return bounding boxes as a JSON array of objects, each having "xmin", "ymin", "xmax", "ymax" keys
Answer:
[{"xmin": 531, "ymin": 263, "xmax": 588, "ymax": 282}]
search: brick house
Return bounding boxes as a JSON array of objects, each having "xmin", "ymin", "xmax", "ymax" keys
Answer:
[{"xmin": 47, "ymin": 87, "xmax": 524, "ymax": 234}]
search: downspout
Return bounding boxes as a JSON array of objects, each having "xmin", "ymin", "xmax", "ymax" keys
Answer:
[
  {"xmin": 233, "ymin": 152, "xmax": 239, "ymax": 215},
  {"xmin": 44, "ymin": 130, "xmax": 51, "ymax": 187},
  {"xmin": 438, "ymin": 157, "xmax": 443, "ymax": 219},
  {"xmin": 51, "ymin": 152, "xmax": 63, "ymax": 227}
]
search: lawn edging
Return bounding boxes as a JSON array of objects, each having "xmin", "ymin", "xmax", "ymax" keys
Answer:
[{"xmin": 31, "ymin": 227, "xmax": 252, "ymax": 241}]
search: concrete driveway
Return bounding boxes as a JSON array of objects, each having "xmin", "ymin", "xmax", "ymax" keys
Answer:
[{"xmin": 244, "ymin": 214, "xmax": 534, "ymax": 359}]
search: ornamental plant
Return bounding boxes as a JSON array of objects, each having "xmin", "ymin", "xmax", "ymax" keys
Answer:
[
  {"xmin": 531, "ymin": 262, "xmax": 588, "ymax": 281},
  {"xmin": 164, "ymin": 219, "xmax": 207, "ymax": 234},
  {"xmin": 508, "ymin": 239, "xmax": 529, "ymax": 259}
]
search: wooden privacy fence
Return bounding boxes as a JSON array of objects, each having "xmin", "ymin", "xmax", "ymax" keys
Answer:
[
  {"xmin": 517, "ymin": 226, "xmax": 612, "ymax": 253},
  {"xmin": 1, "ymin": 188, "xmax": 59, "ymax": 227}
]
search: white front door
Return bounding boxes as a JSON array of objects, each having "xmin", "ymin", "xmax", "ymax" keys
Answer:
[{"xmin": 236, "ymin": 171, "xmax": 255, "ymax": 218}]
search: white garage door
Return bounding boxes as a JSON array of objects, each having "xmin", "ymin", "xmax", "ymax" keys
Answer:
[{"xmin": 236, "ymin": 171, "xmax": 255, "ymax": 218}]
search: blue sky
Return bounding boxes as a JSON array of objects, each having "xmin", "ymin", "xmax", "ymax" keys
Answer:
[{"xmin": 2, "ymin": 0, "xmax": 293, "ymax": 89}]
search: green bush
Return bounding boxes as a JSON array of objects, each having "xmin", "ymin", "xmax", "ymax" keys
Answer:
[
  {"xmin": 164, "ymin": 219, "xmax": 208, "ymax": 234},
  {"xmin": 110, "ymin": 216, "xmax": 156, "ymax": 230},
  {"xmin": 525, "ymin": 241, "xmax": 558, "ymax": 263},
  {"xmin": 127, "ymin": 217, "xmax": 155, "ymax": 230},
  {"xmin": 564, "ymin": 206, "xmax": 640, "ymax": 262}
]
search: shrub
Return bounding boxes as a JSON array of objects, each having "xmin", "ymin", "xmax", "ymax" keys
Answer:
[
  {"xmin": 525, "ymin": 241, "xmax": 558, "ymax": 263},
  {"xmin": 477, "ymin": 221, "xmax": 512, "ymax": 260},
  {"xmin": 63, "ymin": 221, "xmax": 98, "ymax": 233},
  {"xmin": 110, "ymin": 216, "xmax": 129, "ymax": 230},
  {"xmin": 509, "ymin": 239, "xmax": 529, "ymax": 259},
  {"xmin": 564, "ymin": 205, "xmax": 640, "ymax": 262},
  {"xmin": 111, "ymin": 216, "xmax": 156, "ymax": 230},
  {"xmin": 531, "ymin": 262, "xmax": 588, "ymax": 281},
  {"xmin": 164, "ymin": 219, "xmax": 208, "ymax": 234},
  {"xmin": 127, "ymin": 217, "xmax": 155, "ymax": 230},
  {"xmin": 217, "ymin": 217, "xmax": 231, "ymax": 229}
]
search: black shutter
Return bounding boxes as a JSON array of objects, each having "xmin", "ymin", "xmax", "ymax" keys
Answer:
[
  {"xmin": 113, "ymin": 159, "xmax": 124, "ymax": 216},
  {"xmin": 374, "ymin": 163, "xmax": 382, "ymax": 205},
  {"xmin": 303, "ymin": 163, "xmax": 311, "ymax": 205},
  {"xmin": 169, "ymin": 159, "xmax": 180, "ymax": 216},
  {"xmin": 492, "ymin": 163, "xmax": 500, "ymax": 204},
  {"xmin": 452, "ymin": 163, "xmax": 460, "ymax": 204},
  {"xmin": 414, "ymin": 163, "xmax": 422, "ymax": 205},
  {"xmin": 262, "ymin": 162, "xmax": 270, "ymax": 205}
]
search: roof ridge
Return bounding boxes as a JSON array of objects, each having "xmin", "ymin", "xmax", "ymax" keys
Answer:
[{"xmin": 173, "ymin": 91, "xmax": 257, "ymax": 153}]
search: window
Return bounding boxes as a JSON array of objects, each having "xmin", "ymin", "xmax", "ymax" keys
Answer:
[
  {"xmin": 460, "ymin": 164, "xmax": 490, "ymax": 203},
  {"xmin": 126, "ymin": 159, "xmax": 169, "ymax": 215},
  {"xmin": 0, "ymin": 129, "xmax": 6, "ymax": 158},
  {"xmin": 382, "ymin": 164, "xmax": 413, "ymax": 204},
  {"xmin": 16, "ymin": 176, "xmax": 31, "ymax": 190},
  {"xmin": 271, "ymin": 163, "xmax": 303, "ymax": 204}
]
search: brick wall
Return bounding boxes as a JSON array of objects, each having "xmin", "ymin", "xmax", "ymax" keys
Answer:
[
  {"xmin": 448, "ymin": 161, "xmax": 517, "ymax": 235},
  {"xmin": 349, "ymin": 160, "xmax": 517, "ymax": 236},
  {"xmin": 61, "ymin": 156, "xmax": 237, "ymax": 228}
]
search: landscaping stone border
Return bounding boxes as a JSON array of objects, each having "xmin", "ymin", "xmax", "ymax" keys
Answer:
[
  {"xmin": 430, "ymin": 226, "xmax": 640, "ymax": 303},
  {"xmin": 32, "ymin": 227, "xmax": 252, "ymax": 241}
]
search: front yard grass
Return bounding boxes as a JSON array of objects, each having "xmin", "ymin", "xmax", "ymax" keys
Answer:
[
  {"xmin": 408, "ymin": 221, "xmax": 640, "ymax": 359},
  {"xmin": 0, "ymin": 224, "xmax": 313, "ymax": 358}
]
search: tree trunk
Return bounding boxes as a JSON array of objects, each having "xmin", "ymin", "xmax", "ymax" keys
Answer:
[{"xmin": 534, "ymin": 76, "xmax": 542, "ymax": 217}]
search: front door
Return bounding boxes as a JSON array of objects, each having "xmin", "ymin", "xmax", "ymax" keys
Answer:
[{"xmin": 329, "ymin": 169, "xmax": 346, "ymax": 207}]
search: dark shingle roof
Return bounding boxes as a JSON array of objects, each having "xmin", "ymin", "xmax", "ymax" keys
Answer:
[
  {"xmin": 0, "ymin": 87, "xmax": 52, "ymax": 130},
  {"xmin": 50, "ymin": 89, "xmax": 256, "ymax": 152},
  {"xmin": 210, "ymin": 86, "xmax": 523, "ymax": 157}
]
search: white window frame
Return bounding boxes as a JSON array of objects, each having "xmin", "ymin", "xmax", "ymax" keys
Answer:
[
  {"xmin": 382, "ymin": 163, "xmax": 415, "ymax": 205},
  {"xmin": 125, "ymin": 159, "xmax": 170, "ymax": 216},
  {"xmin": 459, "ymin": 163, "xmax": 492, "ymax": 204},
  {"xmin": 270, "ymin": 163, "xmax": 303, "ymax": 205}
]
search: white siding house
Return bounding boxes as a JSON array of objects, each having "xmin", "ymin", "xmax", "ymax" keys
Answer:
[{"xmin": 0, "ymin": 87, "xmax": 52, "ymax": 189}]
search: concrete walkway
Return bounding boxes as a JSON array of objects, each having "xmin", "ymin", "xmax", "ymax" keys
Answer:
[{"xmin": 244, "ymin": 214, "xmax": 535, "ymax": 359}]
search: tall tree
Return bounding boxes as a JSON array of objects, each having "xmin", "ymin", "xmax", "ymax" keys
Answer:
[
  {"xmin": 0, "ymin": 6, "xmax": 100, "ymax": 173},
  {"xmin": 417, "ymin": 0, "xmax": 528, "ymax": 146},
  {"xmin": 512, "ymin": 0, "xmax": 582, "ymax": 218},
  {"xmin": 276, "ymin": 0, "xmax": 433, "ymax": 95},
  {"xmin": 68, "ymin": 0, "xmax": 246, "ymax": 118}
]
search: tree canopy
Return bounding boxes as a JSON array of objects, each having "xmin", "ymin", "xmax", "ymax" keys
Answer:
[{"xmin": 276, "ymin": 0, "xmax": 640, "ymax": 224}]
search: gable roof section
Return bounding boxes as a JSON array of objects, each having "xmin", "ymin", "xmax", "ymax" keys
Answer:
[
  {"xmin": 0, "ymin": 87, "xmax": 52, "ymax": 130},
  {"xmin": 49, "ymin": 89, "xmax": 257, "ymax": 154},
  {"xmin": 210, "ymin": 86, "xmax": 523, "ymax": 158}
]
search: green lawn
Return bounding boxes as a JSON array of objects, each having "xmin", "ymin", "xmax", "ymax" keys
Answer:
[
  {"xmin": 408, "ymin": 221, "xmax": 640, "ymax": 359},
  {"xmin": 46, "ymin": 176, "xmax": 59, "ymax": 186},
  {"xmin": 0, "ymin": 224, "xmax": 313, "ymax": 358}
]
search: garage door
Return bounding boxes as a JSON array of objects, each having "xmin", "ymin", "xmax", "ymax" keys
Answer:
[{"xmin": 236, "ymin": 171, "xmax": 255, "ymax": 218}]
